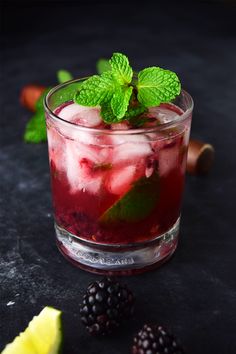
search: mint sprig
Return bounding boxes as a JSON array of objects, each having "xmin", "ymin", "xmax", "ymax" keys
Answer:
[
  {"xmin": 23, "ymin": 54, "xmax": 181, "ymax": 144},
  {"xmin": 74, "ymin": 53, "xmax": 134, "ymax": 121},
  {"xmin": 74, "ymin": 52, "xmax": 181, "ymax": 125}
]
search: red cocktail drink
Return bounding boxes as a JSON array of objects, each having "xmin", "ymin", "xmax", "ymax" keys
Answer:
[{"xmin": 45, "ymin": 79, "xmax": 193, "ymax": 274}]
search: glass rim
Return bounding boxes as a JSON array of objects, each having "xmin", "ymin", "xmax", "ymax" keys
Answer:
[{"xmin": 44, "ymin": 77, "xmax": 194, "ymax": 135}]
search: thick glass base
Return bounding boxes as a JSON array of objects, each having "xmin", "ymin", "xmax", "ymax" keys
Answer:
[{"xmin": 55, "ymin": 218, "xmax": 180, "ymax": 275}]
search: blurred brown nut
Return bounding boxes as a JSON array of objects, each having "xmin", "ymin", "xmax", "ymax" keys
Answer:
[
  {"xmin": 187, "ymin": 139, "xmax": 215, "ymax": 175},
  {"xmin": 20, "ymin": 84, "xmax": 46, "ymax": 112}
]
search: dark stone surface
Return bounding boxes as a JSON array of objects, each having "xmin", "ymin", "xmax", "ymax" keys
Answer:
[{"xmin": 1, "ymin": 1, "xmax": 236, "ymax": 353}]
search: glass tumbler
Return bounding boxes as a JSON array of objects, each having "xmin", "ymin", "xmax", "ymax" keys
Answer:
[{"xmin": 44, "ymin": 79, "xmax": 193, "ymax": 274}]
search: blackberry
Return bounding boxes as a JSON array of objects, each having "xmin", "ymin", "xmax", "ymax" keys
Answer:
[
  {"xmin": 80, "ymin": 277, "xmax": 135, "ymax": 335},
  {"xmin": 132, "ymin": 324, "xmax": 185, "ymax": 354}
]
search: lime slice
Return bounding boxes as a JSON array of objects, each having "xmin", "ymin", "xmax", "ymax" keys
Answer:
[
  {"xmin": 100, "ymin": 172, "xmax": 159, "ymax": 224},
  {"xmin": 1, "ymin": 307, "xmax": 62, "ymax": 354}
]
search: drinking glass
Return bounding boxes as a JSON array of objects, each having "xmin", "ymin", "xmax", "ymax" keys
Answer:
[{"xmin": 44, "ymin": 79, "xmax": 193, "ymax": 274}]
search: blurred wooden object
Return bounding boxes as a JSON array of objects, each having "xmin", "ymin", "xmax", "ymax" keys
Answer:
[{"xmin": 187, "ymin": 139, "xmax": 215, "ymax": 175}]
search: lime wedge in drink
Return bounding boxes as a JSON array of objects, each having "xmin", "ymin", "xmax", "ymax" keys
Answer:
[
  {"xmin": 100, "ymin": 172, "xmax": 160, "ymax": 224},
  {"xmin": 1, "ymin": 307, "xmax": 62, "ymax": 354}
]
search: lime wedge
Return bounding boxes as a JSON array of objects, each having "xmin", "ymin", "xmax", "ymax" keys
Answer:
[
  {"xmin": 100, "ymin": 172, "xmax": 159, "ymax": 224},
  {"xmin": 1, "ymin": 307, "xmax": 62, "ymax": 354}
]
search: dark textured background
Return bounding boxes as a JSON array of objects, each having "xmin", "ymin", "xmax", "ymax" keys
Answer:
[{"xmin": 1, "ymin": 1, "xmax": 236, "ymax": 353}]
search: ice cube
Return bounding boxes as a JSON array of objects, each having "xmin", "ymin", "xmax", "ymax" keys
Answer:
[
  {"xmin": 54, "ymin": 119, "xmax": 98, "ymax": 145},
  {"xmin": 65, "ymin": 140, "xmax": 104, "ymax": 194},
  {"xmin": 76, "ymin": 142, "xmax": 111, "ymax": 164},
  {"xmin": 47, "ymin": 125, "xmax": 58, "ymax": 150},
  {"xmin": 145, "ymin": 157, "xmax": 157, "ymax": 178},
  {"xmin": 111, "ymin": 134, "xmax": 152, "ymax": 164},
  {"xmin": 58, "ymin": 103, "xmax": 102, "ymax": 127},
  {"xmin": 65, "ymin": 140, "xmax": 80, "ymax": 191},
  {"xmin": 106, "ymin": 165, "xmax": 136, "ymax": 196},
  {"xmin": 47, "ymin": 125, "xmax": 65, "ymax": 171},
  {"xmin": 55, "ymin": 104, "xmax": 105, "ymax": 145},
  {"xmin": 82, "ymin": 173, "xmax": 103, "ymax": 195},
  {"xmin": 158, "ymin": 142, "xmax": 180, "ymax": 176},
  {"xmin": 64, "ymin": 138, "xmax": 113, "ymax": 194},
  {"xmin": 149, "ymin": 104, "xmax": 182, "ymax": 124},
  {"xmin": 145, "ymin": 132, "xmax": 166, "ymax": 152}
]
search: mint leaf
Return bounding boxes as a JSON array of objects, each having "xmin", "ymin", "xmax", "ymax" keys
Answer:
[
  {"xmin": 125, "ymin": 105, "xmax": 146, "ymax": 119},
  {"xmin": 111, "ymin": 86, "xmax": 133, "ymax": 119},
  {"xmin": 101, "ymin": 105, "xmax": 116, "ymax": 123},
  {"xmin": 57, "ymin": 70, "xmax": 73, "ymax": 84},
  {"xmin": 74, "ymin": 72, "xmax": 116, "ymax": 107},
  {"xmin": 137, "ymin": 67, "xmax": 181, "ymax": 107},
  {"xmin": 74, "ymin": 75, "xmax": 102, "ymax": 106},
  {"xmin": 24, "ymin": 111, "xmax": 47, "ymax": 143},
  {"xmin": 109, "ymin": 53, "xmax": 133, "ymax": 85},
  {"xmin": 96, "ymin": 59, "xmax": 111, "ymax": 74},
  {"xmin": 100, "ymin": 172, "xmax": 159, "ymax": 223}
]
